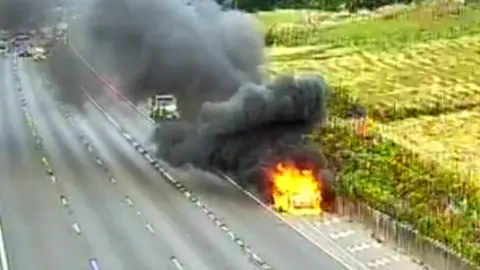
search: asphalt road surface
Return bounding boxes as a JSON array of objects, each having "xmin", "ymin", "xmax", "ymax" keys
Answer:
[
  {"xmin": 92, "ymin": 80, "xmax": 426, "ymax": 270},
  {"xmin": 54, "ymin": 13, "xmax": 423, "ymax": 269},
  {"xmin": 82, "ymin": 82, "xmax": 360, "ymax": 269},
  {"xmin": 0, "ymin": 54, "xmax": 424, "ymax": 270},
  {"xmin": 0, "ymin": 57, "xmax": 90, "ymax": 270},
  {"xmin": 0, "ymin": 56, "xmax": 266, "ymax": 270},
  {"xmin": 62, "ymin": 28, "xmax": 358, "ymax": 269}
]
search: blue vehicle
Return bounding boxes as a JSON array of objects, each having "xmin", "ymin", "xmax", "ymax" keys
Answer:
[
  {"xmin": 13, "ymin": 32, "xmax": 32, "ymax": 52},
  {"xmin": 17, "ymin": 44, "xmax": 32, "ymax": 57}
]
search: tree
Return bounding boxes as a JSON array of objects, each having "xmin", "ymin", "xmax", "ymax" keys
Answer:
[{"xmin": 236, "ymin": 0, "xmax": 274, "ymax": 11}]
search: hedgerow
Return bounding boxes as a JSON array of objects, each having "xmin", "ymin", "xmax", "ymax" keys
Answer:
[
  {"xmin": 261, "ymin": 5, "xmax": 480, "ymax": 265},
  {"xmin": 311, "ymin": 119, "xmax": 480, "ymax": 265}
]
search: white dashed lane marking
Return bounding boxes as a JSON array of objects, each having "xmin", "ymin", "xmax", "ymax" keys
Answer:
[
  {"xmin": 72, "ymin": 223, "xmax": 82, "ymax": 235},
  {"xmin": 72, "ymin": 48, "xmax": 426, "ymax": 270},
  {"xmin": 286, "ymin": 216, "xmax": 425, "ymax": 270},
  {"xmin": 366, "ymin": 255, "xmax": 402, "ymax": 269},
  {"xmin": 89, "ymin": 258, "xmax": 100, "ymax": 270},
  {"xmin": 12, "ymin": 59, "xmax": 90, "ymax": 248},
  {"xmin": 313, "ymin": 216, "xmax": 343, "ymax": 226},
  {"xmin": 346, "ymin": 241, "xmax": 381, "ymax": 253},
  {"xmin": 125, "ymin": 196, "xmax": 134, "ymax": 206},
  {"xmin": 81, "ymin": 88, "xmax": 276, "ymax": 270},
  {"xmin": 329, "ymin": 229, "xmax": 356, "ymax": 240}
]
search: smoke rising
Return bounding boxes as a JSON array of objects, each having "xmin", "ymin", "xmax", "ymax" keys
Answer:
[
  {"xmin": 153, "ymin": 74, "xmax": 332, "ymax": 198},
  {"xmin": 83, "ymin": 0, "xmax": 264, "ymax": 121},
  {"xmin": 61, "ymin": 0, "xmax": 334, "ymax": 201},
  {"xmin": 45, "ymin": 43, "xmax": 88, "ymax": 109},
  {"xmin": 0, "ymin": 0, "xmax": 54, "ymax": 31}
]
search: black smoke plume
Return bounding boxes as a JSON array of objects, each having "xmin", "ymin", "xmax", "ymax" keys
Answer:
[
  {"xmin": 0, "ymin": 0, "xmax": 55, "ymax": 31},
  {"xmin": 153, "ymin": 75, "xmax": 333, "ymax": 201},
  {"xmin": 81, "ymin": 0, "xmax": 265, "ymax": 121},
  {"xmin": 66, "ymin": 0, "xmax": 335, "ymax": 202},
  {"xmin": 44, "ymin": 43, "xmax": 87, "ymax": 109}
]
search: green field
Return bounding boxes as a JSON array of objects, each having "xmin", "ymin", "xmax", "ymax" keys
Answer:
[
  {"xmin": 271, "ymin": 35, "xmax": 480, "ymax": 120},
  {"xmin": 263, "ymin": 2, "xmax": 480, "ymax": 265},
  {"xmin": 381, "ymin": 108, "xmax": 480, "ymax": 177},
  {"xmin": 263, "ymin": 3, "xmax": 480, "ymax": 47}
]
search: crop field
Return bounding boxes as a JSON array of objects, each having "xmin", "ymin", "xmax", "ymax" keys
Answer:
[
  {"xmin": 380, "ymin": 108, "xmax": 480, "ymax": 178},
  {"xmin": 270, "ymin": 35, "xmax": 480, "ymax": 120},
  {"xmin": 263, "ymin": 2, "xmax": 480, "ymax": 265},
  {"xmin": 264, "ymin": 4, "xmax": 480, "ymax": 47}
]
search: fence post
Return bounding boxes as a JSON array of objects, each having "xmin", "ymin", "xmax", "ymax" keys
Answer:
[{"xmin": 334, "ymin": 197, "xmax": 477, "ymax": 270}]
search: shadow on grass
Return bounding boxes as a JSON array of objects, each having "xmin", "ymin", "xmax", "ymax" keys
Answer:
[
  {"xmin": 328, "ymin": 85, "xmax": 480, "ymax": 123},
  {"xmin": 270, "ymin": 45, "xmax": 357, "ymax": 63}
]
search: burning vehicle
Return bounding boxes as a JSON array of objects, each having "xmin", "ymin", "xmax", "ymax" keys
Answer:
[
  {"xmin": 267, "ymin": 162, "xmax": 322, "ymax": 215},
  {"xmin": 152, "ymin": 75, "xmax": 333, "ymax": 216},
  {"xmin": 55, "ymin": 0, "xmax": 337, "ymax": 216}
]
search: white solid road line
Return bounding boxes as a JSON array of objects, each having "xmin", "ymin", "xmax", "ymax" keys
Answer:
[
  {"xmin": 218, "ymin": 173, "xmax": 368, "ymax": 270},
  {"xmin": 81, "ymin": 74, "xmax": 364, "ymax": 269},
  {"xmin": 69, "ymin": 40, "xmax": 366, "ymax": 270},
  {"xmin": 89, "ymin": 258, "xmax": 100, "ymax": 270},
  {"xmin": 170, "ymin": 256, "xmax": 185, "ymax": 270},
  {"xmin": 68, "ymin": 41, "xmax": 154, "ymax": 124},
  {"xmin": 0, "ymin": 214, "xmax": 10, "ymax": 270}
]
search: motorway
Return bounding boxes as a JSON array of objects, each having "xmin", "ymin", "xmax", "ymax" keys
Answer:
[
  {"xmin": 0, "ymin": 52, "xmax": 425, "ymax": 270},
  {"xmin": 0, "ymin": 56, "xmax": 266, "ymax": 270},
  {"xmin": 0, "ymin": 57, "xmax": 90, "ymax": 270},
  {"xmin": 78, "ymin": 62, "xmax": 425, "ymax": 270},
  {"xmin": 85, "ymin": 61, "xmax": 426, "ymax": 270}
]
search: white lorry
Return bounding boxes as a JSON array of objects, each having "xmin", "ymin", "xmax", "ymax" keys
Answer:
[{"xmin": 149, "ymin": 94, "xmax": 180, "ymax": 121}]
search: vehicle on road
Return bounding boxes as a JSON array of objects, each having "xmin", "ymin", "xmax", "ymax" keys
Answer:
[
  {"xmin": 13, "ymin": 32, "xmax": 33, "ymax": 57},
  {"xmin": 17, "ymin": 45, "xmax": 32, "ymax": 57},
  {"xmin": 0, "ymin": 40, "xmax": 7, "ymax": 56},
  {"xmin": 149, "ymin": 94, "xmax": 180, "ymax": 121},
  {"xmin": 273, "ymin": 185, "xmax": 322, "ymax": 215},
  {"xmin": 269, "ymin": 162, "xmax": 322, "ymax": 215},
  {"xmin": 14, "ymin": 33, "xmax": 32, "ymax": 43},
  {"xmin": 32, "ymin": 47, "xmax": 47, "ymax": 61}
]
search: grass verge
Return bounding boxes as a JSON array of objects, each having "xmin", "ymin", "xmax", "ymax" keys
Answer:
[
  {"xmin": 311, "ymin": 119, "xmax": 480, "ymax": 265},
  {"xmin": 263, "ymin": 4, "xmax": 480, "ymax": 266},
  {"xmin": 264, "ymin": 3, "xmax": 480, "ymax": 48}
]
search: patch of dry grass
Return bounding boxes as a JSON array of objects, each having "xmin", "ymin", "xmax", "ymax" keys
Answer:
[
  {"xmin": 379, "ymin": 108, "xmax": 480, "ymax": 180},
  {"xmin": 270, "ymin": 35, "xmax": 480, "ymax": 119}
]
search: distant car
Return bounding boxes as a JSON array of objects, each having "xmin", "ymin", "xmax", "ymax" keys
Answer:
[
  {"xmin": 0, "ymin": 41, "xmax": 7, "ymax": 56},
  {"xmin": 14, "ymin": 34, "xmax": 31, "ymax": 43},
  {"xmin": 17, "ymin": 45, "xmax": 32, "ymax": 57},
  {"xmin": 32, "ymin": 47, "xmax": 46, "ymax": 61}
]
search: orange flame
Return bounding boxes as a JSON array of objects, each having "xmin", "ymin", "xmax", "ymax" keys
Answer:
[{"xmin": 269, "ymin": 162, "xmax": 322, "ymax": 215}]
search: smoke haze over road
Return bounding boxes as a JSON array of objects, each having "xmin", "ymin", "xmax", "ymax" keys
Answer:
[
  {"xmin": 0, "ymin": 0, "xmax": 55, "ymax": 31},
  {"xmin": 49, "ymin": 0, "xmax": 334, "ymax": 200}
]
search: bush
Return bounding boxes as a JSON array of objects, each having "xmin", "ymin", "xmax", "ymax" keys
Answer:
[
  {"xmin": 238, "ymin": 0, "xmax": 416, "ymax": 12},
  {"xmin": 264, "ymin": 4, "xmax": 480, "ymax": 265},
  {"xmin": 311, "ymin": 120, "xmax": 480, "ymax": 266},
  {"xmin": 265, "ymin": 23, "xmax": 317, "ymax": 46}
]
